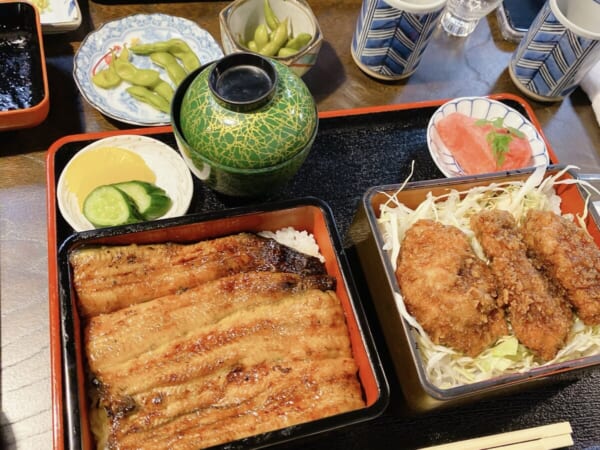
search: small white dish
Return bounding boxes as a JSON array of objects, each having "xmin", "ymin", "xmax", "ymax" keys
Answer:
[
  {"xmin": 73, "ymin": 14, "xmax": 223, "ymax": 126},
  {"xmin": 39, "ymin": 0, "xmax": 82, "ymax": 34},
  {"xmin": 427, "ymin": 96, "xmax": 549, "ymax": 178},
  {"xmin": 57, "ymin": 135, "xmax": 194, "ymax": 231},
  {"xmin": 219, "ymin": 0, "xmax": 323, "ymax": 77}
]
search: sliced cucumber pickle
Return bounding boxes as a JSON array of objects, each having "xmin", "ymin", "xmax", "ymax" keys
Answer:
[
  {"xmin": 83, "ymin": 185, "xmax": 142, "ymax": 227},
  {"xmin": 112, "ymin": 180, "xmax": 172, "ymax": 220}
]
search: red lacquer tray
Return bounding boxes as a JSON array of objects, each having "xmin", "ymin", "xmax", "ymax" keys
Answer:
[{"xmin": 45, "ymin": 94, "xmax": 557, "ymax": 449}]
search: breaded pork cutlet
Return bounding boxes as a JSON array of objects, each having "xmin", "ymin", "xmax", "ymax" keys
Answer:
[
  {"xmin": 522, "ymin": 210, "xmax": 600, "ymax": 325},
  {"xmin": 396, "ymin": 219, "xmax": 508, "ymax": 357},
  {"xmin": 470, "ymin": 210, "xmax": 573, "ymax": 361}
]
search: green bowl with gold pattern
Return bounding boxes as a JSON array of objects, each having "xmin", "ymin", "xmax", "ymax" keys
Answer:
[{"xmin": 171, "ymin": 52, "xmax": 318, "ymax": 197}]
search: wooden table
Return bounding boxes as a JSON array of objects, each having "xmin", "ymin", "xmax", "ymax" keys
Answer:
[{"xmin": 2, "ymin": 1, "xmax": 600, "ymax": 449}]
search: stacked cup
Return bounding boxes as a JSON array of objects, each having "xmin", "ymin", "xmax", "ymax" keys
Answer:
[
  {"xmin": 351, "ymin": 0, "xmax": 447, "ymax": 80},
  {"xmin": 509, "ymin": 0, "xmax": 600, "ymax": 101}
]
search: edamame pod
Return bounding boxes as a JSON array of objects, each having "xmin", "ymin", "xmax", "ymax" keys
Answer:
[
  {"xmin": 152, "ymin": 80, "xmax": 175, "ymax": 102},
  {"xmin": 114, "ymin": 50, "xmax": 161, "ymax": 87},
  {"xmin": 277, "ymin": 47, "xmax": 298, "ymax": 57},
  {"xmin": 130, "ymin": 39, "xmax": 201, "ymax": 72},
  {"xmin": 129, "ymin": 42, "xmax": 171, "ymax": 55},
  {"xmin": 254, "ymin": 24, "xmax": 270, "ymax": 49},
  {"xmin": 264, "ymin": 0, "xmax": 280, "ymax": 31},
  {"xmin": 118, "ymin": 65, "xmax": 161, "ymax": 87},
  {"xmin": 162, "ymin": 39, "xmax": 193, "ymax": 54},
  {"xmin": 258, "ymin": 17, "xmax": 288, "ymax": 57},
  {"xmin": 126, "ymin": 86, "xmax": 171, "ymax": 113},
  {"xmin": 150, "ymin": 52, "xmax": 187, "ymax": 85},
  {"xmin": 163, "ymin": 39, "xmax": 201, "ymax": 72},
  {"xmin": 92, "ymin": 67, "xmax": 121, "ymax": 88},
  {"xmin": 285, "ymin": 32, "xmax": 312, "ymax": 51},
  {"xmin": 92, "ymin": 52, "xmax": 121, "ymax": 89}
]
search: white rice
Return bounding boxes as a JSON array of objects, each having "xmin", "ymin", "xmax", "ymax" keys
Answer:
[{"xmin": 259, "ymin": 227, "xmax": 325, "ymax": 262}]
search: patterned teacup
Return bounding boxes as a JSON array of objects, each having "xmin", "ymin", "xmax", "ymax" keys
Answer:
[
  {"xmin": 351, "ymin": 0, "xmax": 447, "ymax": 80},
  {"xmin": 509, "ymin": 0, "xmax": 600, "ymax": 101}
]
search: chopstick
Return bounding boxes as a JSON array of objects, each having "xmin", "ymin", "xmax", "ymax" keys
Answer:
[{"xmin": 420, "ymin": 422, "xmax": 573, "ymax": 450}]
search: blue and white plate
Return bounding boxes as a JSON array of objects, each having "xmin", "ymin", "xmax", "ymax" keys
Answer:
[
  {"xmin": 74, "ymin": 14, "xmax": 223, "ymax": 126},
  {"xmin": 427, "ymin": 96, "xmax": 549, "ymax": 178},
  {"xmin": 39, "ymin": 0, "xmax": 81, "ymax": 34}
]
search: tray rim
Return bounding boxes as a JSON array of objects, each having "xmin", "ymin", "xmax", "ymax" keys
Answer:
[{"xmin": 45, "ymin": 94, "xmax": 555, "ymax": 448}]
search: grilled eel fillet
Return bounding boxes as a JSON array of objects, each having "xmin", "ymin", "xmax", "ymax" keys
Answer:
[
  {"xmin": 70, "ymin": 232, "xmax": 327, "ymax": 317},
  {"xmin": 86, "ymin": 271, "xmax": 336, "ymax": 372},
  {"xmin": 86, "ymin": 272, "xmax": 364, "ymax": 450}
]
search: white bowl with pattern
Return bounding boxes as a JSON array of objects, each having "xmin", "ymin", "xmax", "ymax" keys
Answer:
[
  {"xmin": 427, "ymin": 96, "xmax": 549, "ymax": 178},
  {"xmin": 74, "ymin": 14, "xmax": 223, "ymax": 126}
]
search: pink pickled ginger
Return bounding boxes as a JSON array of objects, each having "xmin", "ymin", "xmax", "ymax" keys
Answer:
[{"xmin": 436, "ymin": 112, "xmax": 533, "ymax": 175}]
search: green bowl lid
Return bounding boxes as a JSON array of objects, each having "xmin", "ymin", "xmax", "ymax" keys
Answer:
[{"xmin": 179, "ymin": 53, "xmax": 318, "ymax": 170}]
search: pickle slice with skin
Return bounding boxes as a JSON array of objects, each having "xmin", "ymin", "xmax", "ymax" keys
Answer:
[
  {"xmin": 112, "ymin": 180, "xmax": 172, "ymax": 220},
  {"xmin": 83, "ymin": 185, "xmax": 142, "ymax": 228}
]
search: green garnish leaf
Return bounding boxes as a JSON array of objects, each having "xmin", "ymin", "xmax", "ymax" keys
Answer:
[
  {"xmin": 474, "ymin": 117, "xmax": 527, "ymax": 167},
  {"xmin": 489, "ymin": 132, "xmax": 512, "ymax": 167},
  {"xmin": 491, "ymin": 117, "xmax": 505, "ymax": 128}
]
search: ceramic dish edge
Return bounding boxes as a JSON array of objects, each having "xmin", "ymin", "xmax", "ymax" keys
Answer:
[
  {"xmin": 427, "ymin": 96, "xmax": 549, "ymax": 178},
  {"xmin": 39, "ymin": 0, "xmax": 82, "ymax": 34}
]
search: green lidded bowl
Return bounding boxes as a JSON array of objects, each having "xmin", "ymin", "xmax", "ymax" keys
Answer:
[{"xmin": 171, "ymin": 52, "xmax": 318, "ymax": 197}]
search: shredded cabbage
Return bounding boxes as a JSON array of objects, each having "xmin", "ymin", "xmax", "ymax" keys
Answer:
[{"xmin": 377, "ymin": 165, "xmax": 600, "ymax": 389}]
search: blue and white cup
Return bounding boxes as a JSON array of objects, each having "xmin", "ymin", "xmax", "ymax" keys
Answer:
[
  {"xmin": 351, "ymin": 0, "xmax": 447, "ymax": 80},
  {"xmin": 509, "ymin": 0, "xmax": 600, "ymax": 101}
]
